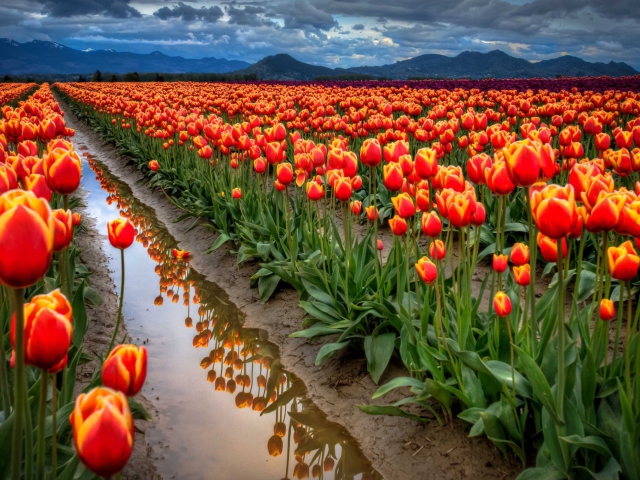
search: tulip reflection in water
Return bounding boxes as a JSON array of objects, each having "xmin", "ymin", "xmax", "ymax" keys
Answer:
[{"xmin": 88, "ymin": 157, "xmax": 381, "ymax": 480}]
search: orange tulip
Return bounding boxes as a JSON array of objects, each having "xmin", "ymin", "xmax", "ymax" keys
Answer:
[
  {"xmin": 350, "ymin": 200, "xmax": 362, "ymax": 215},
  {"xmin": 467, "ymin": 153, "xmax": 491, "ymax": 185},
  {"xmin": 333, "ymin": 176, "xmax": 352, "ymax": 202},
  {"xmin": 52, "ymin": 209, "xmax": 73, "ymax": 252},
  {"xmin": 107, "ymin": 218, "xmax": 136, "ymax": 249},
  {"xmin": 510, "ymin": 243, "xmax": 530, "ymax": 266},
  {"xmin": 493, "ymin": 291, "xmax": 512, "ymax": 317},
  {"xmin": 0, "ymin": 190, "xmax": 54, "ymax": 288},
  {"xmin": 172, "ymin": 248, "xmax": 190, "ymax": 261},
  {"xmin": 276, "ymin": 162, "xmax": 294, "ymax": 185},
  {"xmin": 0, "ymin": 163, "xmax": 18, "ymax": 195},
  {"xmin": 365, "ymin": 205, "xmax": 379, "ymax": 222},
  {"xmin": 70, "ymin": 387, "xmax": 134, "ymax": 477},
  {"xmin": 513, "ymin": 264, "xmax": 531, "ymax": 286},
  {"xmin": 267, "ymin": 434, "xmax": 283, "ymax": 457},
  {"xmin": 421, "ymin": 211, "xmax": 442, "ymax": 237},
  {"xmin": 429, "ymin": 239, "xmax": 446, "ymax": 260},
  {"xmin": 599, "ymin": 299, "xmax": 616, "ymax": 321},
  {"xmin": 383, "ymin": 163, "xmax": 404, "ymax": 191},
  {"xmin": 72, "ymin": 212, "xmax": 82, "ymax": 227},
  {"xmin": 306, "ymin": 181, "xmax": 324, "ymax": 201},
  {"xmin": 414, "ymin": 148, "xmax": 438, "ymax": 179},
  {"xmin": 148, "ymin": 160, "xmax": 159, "ymax": 171},
  {"xmin": 415, "ymin": 256, "xmax": 437, "ymax": 284},
  {"xmin": 537, "ymin": 233, "xmax": 567, "ymax": 263},
  {"xmin": 388, "ymin": 215, "xmax": 408, "ymax": 236},
  {"xmin": 607, "ymin": 241, "xmax": 640, "ymax": 281},
  {"xmin": 492, "ymin": 254, "xmax": 508, "ymax": 273},
  {"xmin": 24, "ymin": 173, "xmax": 53, "ymax": 202},
  {"xmin": 391, "ymin": 193, "xmax": 415, "ymax": 218},
  {"xmin": 232, "ymin": 187, "xmax": 242, "ymax": 199},
  {"xmin": 43, "ymin": 147, "xmax": 82, "ymax": 195},
  {"xmin": 102, "ymin": 344, "xmax": 148, "ymax": 397},
  {"xmin": 486, "ymin": 161, "xmax": 515, "ymax": 196},
  {"xmin": 530, "ymin": 184, "xmax": 578, "ymax": 239},
  {"xmin": 360, "ymin": 138, "xmax": 382, "ymax": 167},
  {"xmin": 471, "ymin": 202, "xmax": 486, "ymax": 226},
  {"xmin": 584, "ymin": 193, "xmax": 625, "ymax": 233},
  {"xmin": 504, "ymin": 139, "xmax": 555, "ymax": 187},
  {"xmin": 10, "ymin": 289, "xmax": 72, "ymax": 371}
]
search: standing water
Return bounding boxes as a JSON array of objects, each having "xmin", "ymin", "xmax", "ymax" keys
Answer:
[{"xmin": 80, "ymin": 153, "xmax": 381, "ymax": 480}]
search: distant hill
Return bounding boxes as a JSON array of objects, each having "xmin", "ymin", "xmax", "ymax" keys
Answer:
[
  {"xmin": 0, "ymin": 39, "xmax": 250, "ymax": 75},
  {"xmin": 235, "ymin": 50, "xmax": 638, "ymax": 80},
  {"xmin": 0, "ymin": 38, "xmax": 636, "ymax": 80}
]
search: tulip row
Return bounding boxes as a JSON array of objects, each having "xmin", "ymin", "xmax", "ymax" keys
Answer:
[
  {"xmin": 89, "ymin": 156, "xmax": 381, "ymax": 479},
  {"xmin": 0, "ymin": 84, "xmax": 151, "ymax": 480},
  {"xmin": 57, "ymin": 78, "xmax": 640, "ymax": 479}
]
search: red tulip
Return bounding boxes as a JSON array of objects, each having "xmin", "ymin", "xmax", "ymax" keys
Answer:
[{"xmin": 102, "ymin": 344, "xmax": 148, "ymax": 396}]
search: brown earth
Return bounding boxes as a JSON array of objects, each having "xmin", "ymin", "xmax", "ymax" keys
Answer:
[
  {"xmin": 74, "ymin": 184, "xmax": 161, "ymax": 480},
  {"xmin": 60, "ymin": 93, "xmax": 522, "ymax": 480}
]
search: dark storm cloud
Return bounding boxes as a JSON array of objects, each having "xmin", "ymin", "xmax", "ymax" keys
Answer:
[
  {"xmin": 34, "ymin": 0, "xmax": 140, "ymax": 18},
  {"xmin": 225, "ymin": 3, "xmax": 278, "ymax": 27},
  {"xmin": 153, "ymin": 2, "xmax": 224, "ymax": 22},
  {"xmin": 2, "ymin": 0, "xmax": 640, "ymax": 69},
  {"xmin": 273, "ymin": 0, "xmax": 338, "ymax": 30}
]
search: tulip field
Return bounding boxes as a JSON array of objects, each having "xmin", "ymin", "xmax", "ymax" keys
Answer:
[
  {"xmin": 0, "ymin": 83, "xmax": 152, "ymax": 480},
  {"xmin": 53, "ymin": 77, "xmax": 640, "ymax": 479},
  {"xmin": 3, "ymin": 75, "xmax": 640, "ymax": 479}
]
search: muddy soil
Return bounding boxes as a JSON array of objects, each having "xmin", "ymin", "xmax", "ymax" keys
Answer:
[
  {"xmin": 61, "ymin": 94, "xmax": 522, "ymax": 480},
  {"xmin": 74, "ymin": 184, "xmax": 161, "ymax": 479}
]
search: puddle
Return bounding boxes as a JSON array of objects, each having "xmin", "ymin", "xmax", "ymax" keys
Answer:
[{"xmin": 80, "ymin": 152, "xmax": 382, "ymax": 480}]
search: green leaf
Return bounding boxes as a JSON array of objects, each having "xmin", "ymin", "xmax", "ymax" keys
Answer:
[
  {"xmin": 129, "ymin": 398, "xmax": 153, "ymax": 421},
  {"xmin": 515, "ymin": 466, "xmax": 565, "ymax": 480},
  {"xmin": 261, "ymin": 381, "xmax": 305, "ymax": 415},
  {"xmin": 513, "ymin": 345, "xmax": 564, "ymax": 426},
  {"xmin": 574, "ymin": 456, "xmax": 621, "ymax": 480},
  {"xmin": 258, "ymin": 274, "xmax": 280, "ymax": 303},
  {"xmin": 356, "ymin": 404, "xmax": 431, "ymax": 423},
  {"xmin": 206, "ymin": 233, "xmax": 231, "ymax": 253},
  {"xmin": 315, "ymin": 341, "xmax": 350, "ymax": 366},
  {"xmin": 364, "ymin": 333, "xmax": 396, "ymax": 384},
  {"xmin": 0, "ymin": 411, "xmax": 14, "ymax": 477},
  {"xmin": 72, "ymin": 281, "xmax": 88, "ymax": 348},
  {"xmin": 577, "ymin": 270, "xmax": 596, "ymax": 303},
  {"xmin": 83, "ymin": 285, "xmax": 103, "ymax": 307},
  {"xmin": 485, "ymin": 360, "xmax": 533, "ymax": 399},
  {"xmin": 560, "ymin": 435, "xmax": 611, "ymax": 457},
  {"xmin": 372, "ymin": 377, "xmax": 425, "ymax": 399}
]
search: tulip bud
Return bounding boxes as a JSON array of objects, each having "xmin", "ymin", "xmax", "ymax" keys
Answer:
[
  {"xmin": 537, "ymin": 233, "xmax": 567, "ymax": 263},
  {"xmin": 365, "ymin": 205, "xmax": 379, "ymax": 222},
  {"xmin": 493, "ymin": 291, "xmax": 512, "ymax": 317},
  {"xmin": 492, "ymin": 254, "xmax": 508, "ymax": 273},
  {"xmin": 0, "ymin": 190, "xmax": 54, "ymax": 287},
  {"xmin": 510, "ymin": 243, "xmax": 530, "ymax": 266},
  {"xmin": 513, "ymin": 264, "xmax": 531, "ymax": 286},
  {"xmin": 415, "ymin": 256, "xmax": 437, "ymax": 284},
  {"xmin": 276, "ymin": 162, "xmax": 294, "ymax": 185},
  {"xmin": 107, "ymin": 218, "xmax": 136, "ymax": 250},
  {"xmin": 52, "ymin": 208, "xmax": 73, "ymax": 252},
  {"xmin": 421, "ymin": 211, "xmax": 442, "ymax": 238},
  {"xmin": 429, "ymin": 239, "xmax": 446, "ymax": 260},
  {"xmin": 471, "ymin": 202, "xmax": 486, "ymax": 226},
  {"xmin": 350, "ymin": 200, "xmax": 362, "ymax": 215},
  {"xmin": 267, "ymin": 434, "xmax": 283, "ymax": 457},
  {"xmin": 306, "ymin": 182, "xmax": 324, "ymax": 201},
  {"xmin": 334, "ymin": 177, "xmax": 352, "ymax": 202},
  {"xmin": 414, "ymin": 148, "xmax": 438, "ymax": 179},
  {"xmin": 102, "ymin": 344, "xmax": 148, "ymax": 396},
  {"xmin": 607, "ymin": 241, "xmax": 640, "ymax": 281},
  {"xmin": 360, "ymin": 138, "xmax": 382, "ymax": 167},
  {"xmin": 70, "ymin": 387, "xmax": 134, "ymax": 477},
  {"xmin": 232, "ymin": 187, "xmax": 242, "ymax": 199},
  {"xmin": 43, "ymin": 147, "xmax": 82, "ymax": 195},
  {"xmin": 599, "ymin": 299, "xmax": 616, "ymax": 321},
  {"xmin": 10, "ymin": 289, "xmax": 73, "ymax": 370},
  {"xmin": 148, "ymin": 160, "xmax": 159, "ymax": 171},
  {"xmin": 388, "ymin": 215, "xmax": 408, "ymax": 236},
  {"xmin": 377, "ymin": 239, "xmax": 384, "ymax": 251},
  {"xmin": 391, "ymin": 193, "xmax": 415, "ymax": 218}
]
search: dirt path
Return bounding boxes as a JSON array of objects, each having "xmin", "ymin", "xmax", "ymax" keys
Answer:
[
  {"xmin": 74, "ymin": 183, "xmax": 161, "ymax": 479},
  {"xmin": 61, "ymin": 94, "xmax": 521, "ymax": 480}
]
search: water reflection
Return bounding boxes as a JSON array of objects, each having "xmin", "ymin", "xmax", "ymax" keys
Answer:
[{"xmin": 86, "ymin": 155, "xmax": 381, "ymax": 480}]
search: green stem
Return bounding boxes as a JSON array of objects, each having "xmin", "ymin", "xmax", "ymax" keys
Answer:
[
  {"xmin": 555, "ymin": 239, "xmax": 570, "ymax": 471},
  {"xmin": 108, "ymin": 248, "xmax": 126, "ymax": 353},
  {"xmin": 11, "ymin": 288, "xmax": 25, "ymax": 480},
  {"xmin": 37, "ymin": 371, "xmax": 48, "ymax": 480},
  {"xmin": 624, "ymin": 282, "xmax": 632, "ymax": 402},
  {"xmin": 0, "ymin": 287, "xmax": 11, "ymax": 419},
  {"xmin": 51, "ymin": 372, "xmax": 57, "ymax": 480}
]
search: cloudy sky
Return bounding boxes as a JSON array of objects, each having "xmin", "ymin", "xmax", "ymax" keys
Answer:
[{"xmin": 1, "ymin": 0, "xmax": 639, "ymax": 69}]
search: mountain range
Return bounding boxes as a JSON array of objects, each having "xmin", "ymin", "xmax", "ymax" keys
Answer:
[
  {"xmin": 0, "ymin": 39, "xmax": 637, "ymax": 80},
  {"xmin": 0, "ymin": 39, "xmax": 249, "ymax": 76}
]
